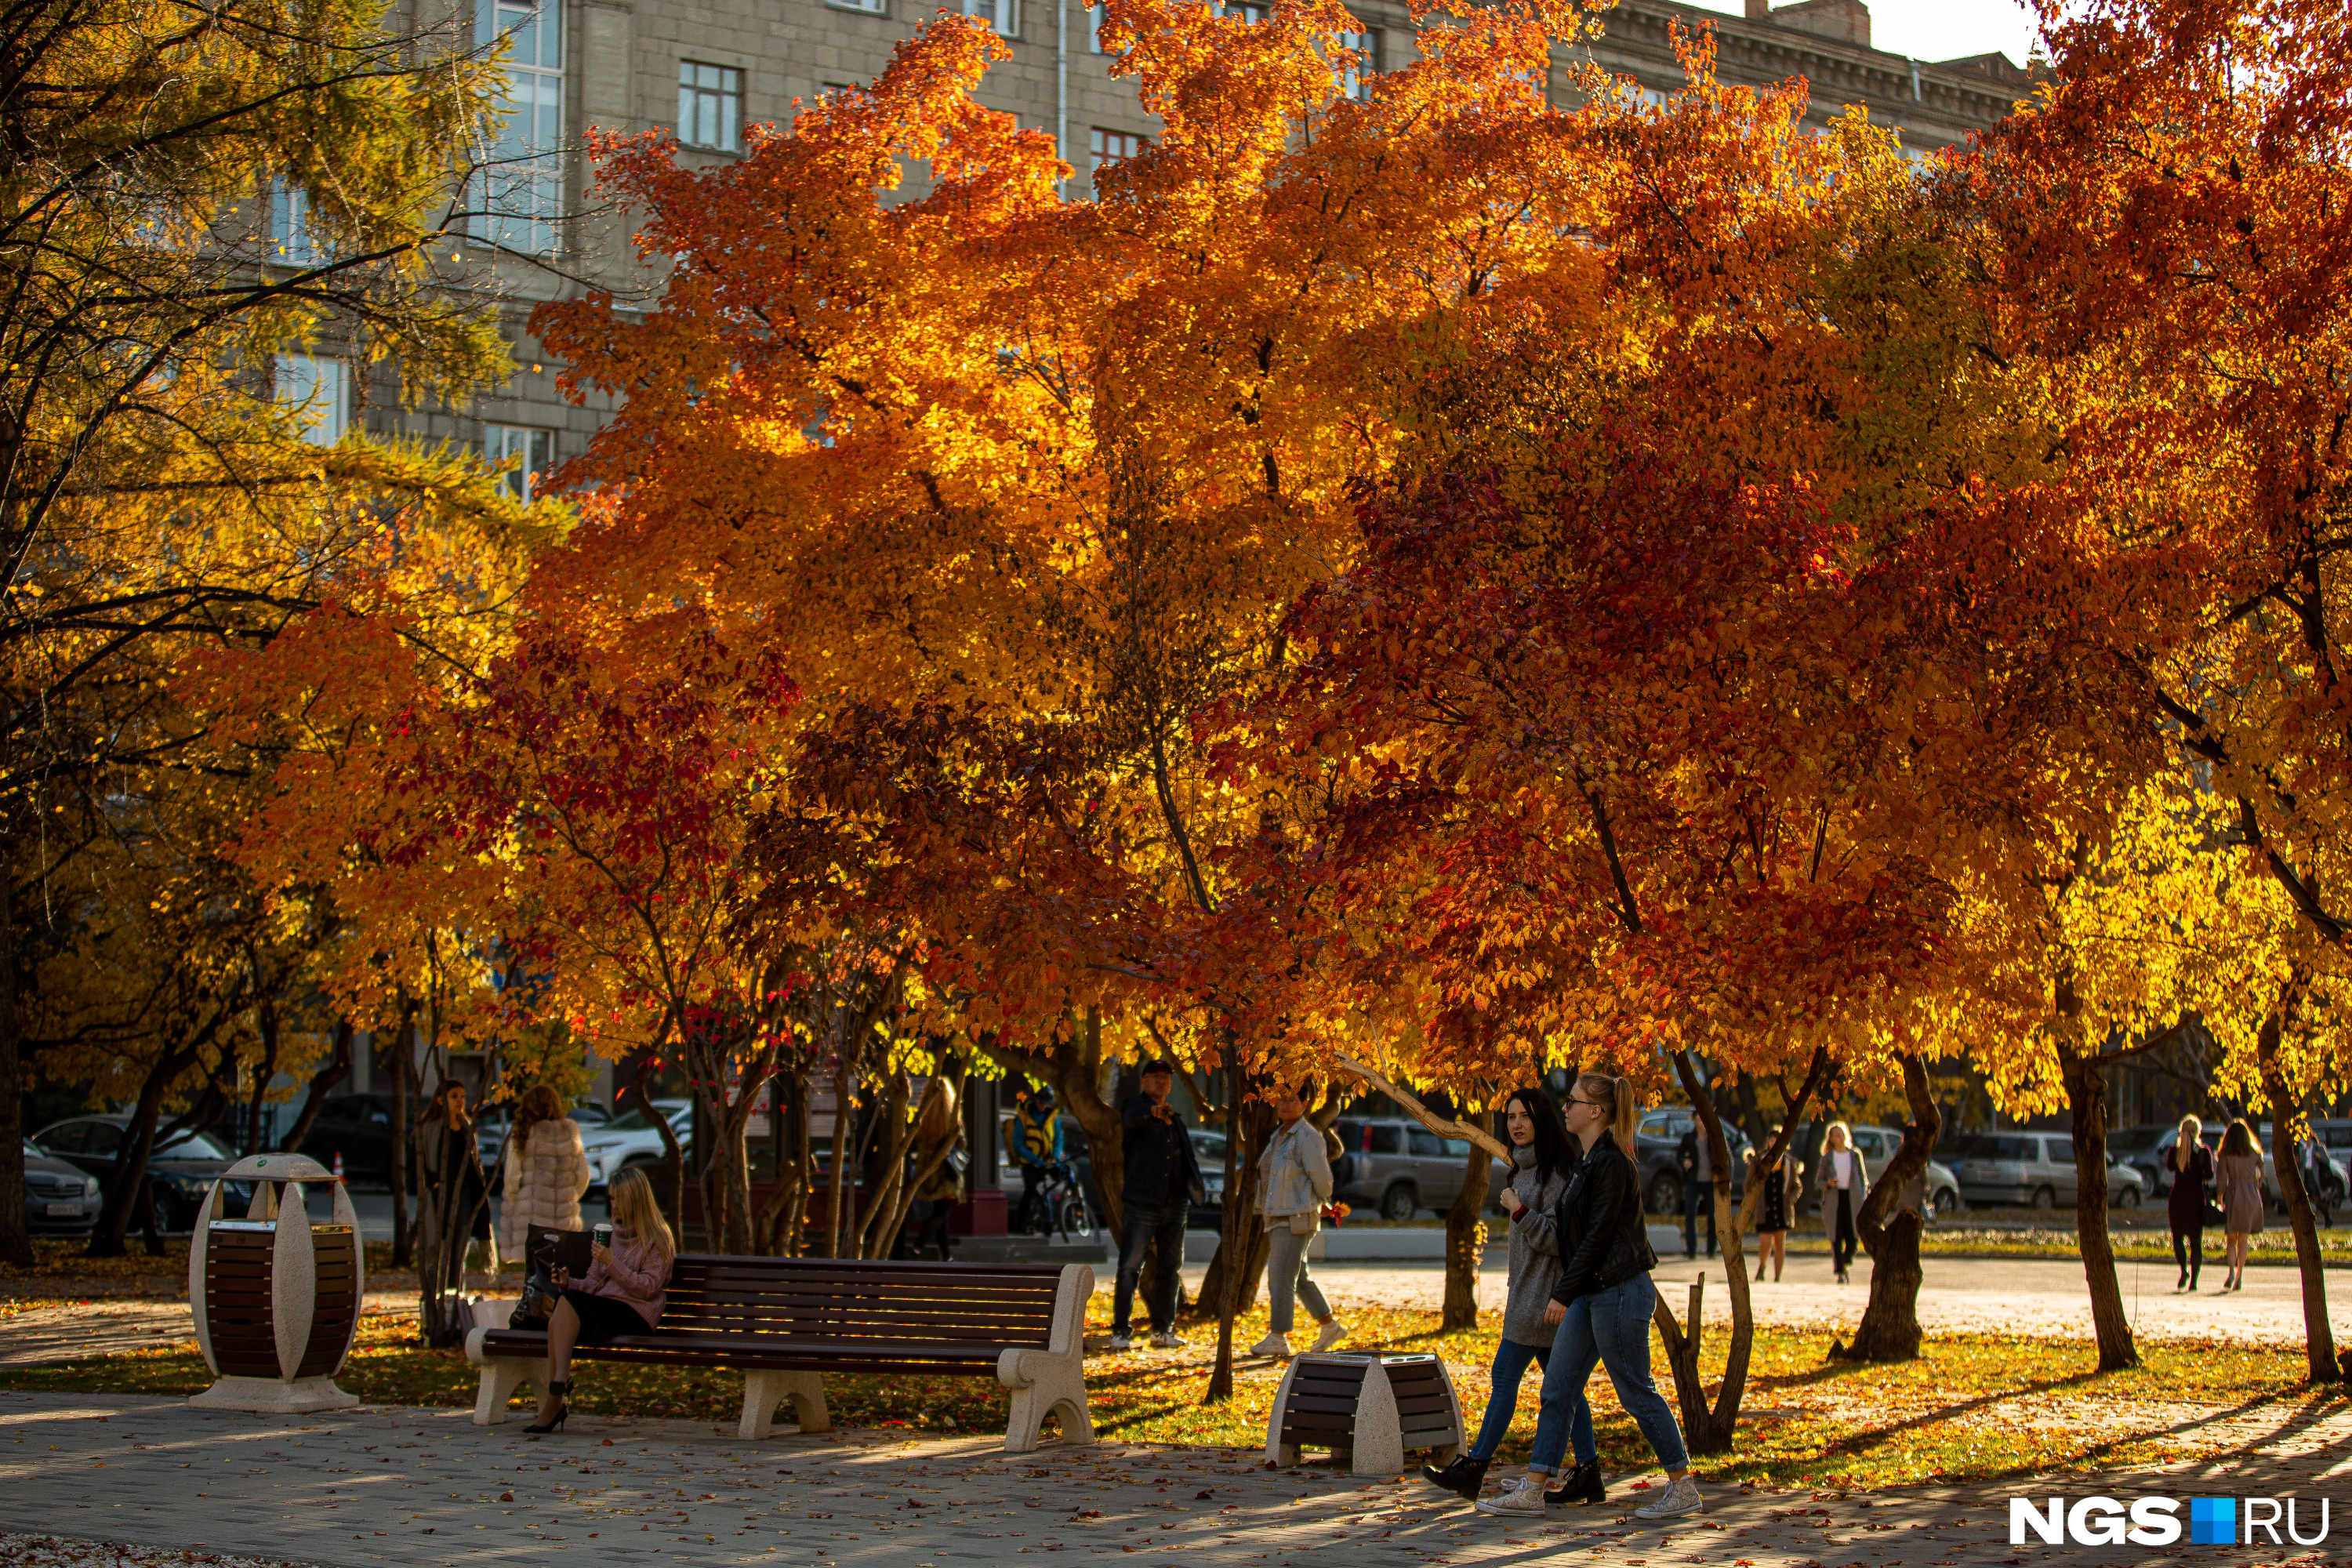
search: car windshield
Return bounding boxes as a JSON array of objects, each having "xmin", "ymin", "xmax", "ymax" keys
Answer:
[{"xmin": 154, "ymin": 1128, "xmax": 231, "ymax": 1159}]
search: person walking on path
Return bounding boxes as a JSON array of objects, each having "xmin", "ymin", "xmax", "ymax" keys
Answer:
[
  {"xmin": 1111, "ymin": 1058, "xmax": 1205, "ymax": 1351},
  {"xmin": 1748, "ymin": 1130, "xmax": 1802, "ymax": 1283},
  {"xmin": 1676, "ymin": 1122, "xmax": 1716, "ymax": 1260},
  {"xmin": 416, "ymin": 1081, "xmax": 494, "ymax": 1296},
  {"xmin": 1423, "ymin": 1084, "xmax": 1599, "ymax": 1505},
  {"xmin": 1819, "ymin": 1122, "xmax": 1868, "ymax": 1284},
  {"xmin": 2216, "ymin": 1119, "xmax": 2266, "ymax": 1293},
  {"xmin": 1251, "ymin": 1082, "xmax": 1347, "ymax": 1358},
  {"xmin": 494, "ymin": 1086, "xmax": 590, "ymax": 1259},
  {"xmin": 2166, "ymin": 1114, "xmax": 2216, "ymax": 1292},
  {"xmin": 1478, "ymin": 1072, "xmax": 1701, "ymax": 1523},
  {"xmin": 528, "ymin": 1164, "xmax": 675, "ymax": 1433}
]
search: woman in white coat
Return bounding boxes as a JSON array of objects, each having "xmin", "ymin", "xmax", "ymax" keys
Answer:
[{"xmin": 495, "ymin": 1085, "xmax": 592, "ymax": 1258}]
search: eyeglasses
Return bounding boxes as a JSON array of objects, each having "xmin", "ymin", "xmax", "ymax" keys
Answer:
[{"xmin": 1566, "ymin": 1097, "xmax": 1602, "ymax": 1109}]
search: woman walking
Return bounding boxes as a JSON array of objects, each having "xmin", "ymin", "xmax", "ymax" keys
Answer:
[
  {"xmin": 1478, "ymin": 1073, "xmax": 1701, "ymax": 1523},
  {"xmin": 1422, "ymin": 1085, "xmax": 1600, "ymax": 1504},
  {"xmin": 1251, "ymin": 1082, "xmax": 1347, "ymax": 1357},
  {"xmin": 2165, "ymin": 1115, "xmax": 2215, "ymax": 1292},
  {"xmin": 1748, "ymin": 1129, "xmax": 1802, "ymax": 1283},
  {"xmin": 2216, "ymin": 1119, "xmax": 2266, "ymax": 1293},
  {"xmin": 1819, "ymin": 1123, "xmax": 1868, "ymax": 1284},
  {"xmin": 495, "ymin": 1085, "xmax": 591, "ymax": 1259},
  {"xmin": 528, "ymin": 1164, "xmax": 676, "ymax": 1433}
]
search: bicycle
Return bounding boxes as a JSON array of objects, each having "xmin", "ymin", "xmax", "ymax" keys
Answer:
[{"xmin": 1014, "ymin": 1159, "xmax": 1095, "ymax": 1241}]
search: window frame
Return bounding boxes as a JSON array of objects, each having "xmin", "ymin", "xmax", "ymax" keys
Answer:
[
  {"xmin": 483, "ymin": 422, "xmax": 557, "ymax": 502},
  {"xmin": 276, "ymin": 354, "xmax": 350, "ymax": 446}
]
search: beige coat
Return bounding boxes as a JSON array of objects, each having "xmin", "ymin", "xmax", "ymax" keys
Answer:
[{"xmin": 495, "ymin": 1116, "xmax": 591, "ymax": 1254}]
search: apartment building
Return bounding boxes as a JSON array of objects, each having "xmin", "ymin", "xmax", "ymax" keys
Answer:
[{"xmin": 343, "ymin": 0, "xmax": 2032, "ymax": 515}]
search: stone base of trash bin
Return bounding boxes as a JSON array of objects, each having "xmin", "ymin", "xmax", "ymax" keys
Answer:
[
  {"xmin": 1265, "ymin": 1352, "xmax": 1464, "ymax": 1475},
  {"xmin": 187, "ymin": 1374, "xmax": 361, "ymax": 1414}
]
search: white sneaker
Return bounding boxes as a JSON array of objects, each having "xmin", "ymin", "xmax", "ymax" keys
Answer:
[
  {"xmin": 1149, "ymin": 1330, "xmax": 1189, "ymax": 1349},
  {"xmin": 1311, "ymin": 1319, "xmax": 1347, "ymax": 1352},
  {"xmin": 1633, "ymin": 1475, "xmax": 1704, "ymax": 1520},
  {"xmin": 1249, "ymin": 1332, "xmax": 1290, "ymax": 1357},
  {"xmin": 1108, "ymin": 1332, "xmax": 1134, "ymax": 1351},
  {"xmin": 1473, "ymin": 1476, "xmax": 1546, "ymax": 1517}
]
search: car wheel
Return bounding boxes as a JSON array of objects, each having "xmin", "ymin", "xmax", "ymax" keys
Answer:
[
  {"xmin": 2031, "ymin": 1185, "xmax": 2056, "ymax": 1210},
  {"xmin": 2112, "ymin": 1183, "xmax": 2140, "ymax": 1210},
  {"xmin": 1932, "ymin": 1186, "xmax": 1958, "ymax": 1216},
  {"xmin": 1646, "ymin": 1174, "xmax": 1681, "ymax": 1218},
  {"xmin": 1379, "ymin": 1184, "xmax": 1418, "ymax": 1222}
]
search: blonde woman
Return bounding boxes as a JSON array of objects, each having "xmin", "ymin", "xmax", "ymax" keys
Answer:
[
  {"xmin": 528, "ymin": 1164, "xmax": 675, "ymax": 1434},
  {"xmin": 2165, "ymin": 1114, "xmax": 2215, "ymax": 1292},
  {"xmin": 1819, "ymin": 1123, "xmax": 1869, "ymax": 1285},
  {"xmin": 2216, "ymin": 1120, "xmax": 2266, "ymax": 1292},
  {"xmin": 495, "ymin": 1085, "xmax": 591, "ymax": 1258},
  {"xmin": 1478, "ymin": 1073, "xmax": 1700, "ymax": 1523}
]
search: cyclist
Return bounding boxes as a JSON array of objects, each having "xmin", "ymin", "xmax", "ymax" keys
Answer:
[{"xmin": 1006, "ymin": 1085, "xmax": 1064, "ymax": 1235}]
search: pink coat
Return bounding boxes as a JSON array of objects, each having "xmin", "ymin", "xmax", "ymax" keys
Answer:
[{"xmin": 582, "ymin": 1229, "xmax": 673, "ymax": 1327}]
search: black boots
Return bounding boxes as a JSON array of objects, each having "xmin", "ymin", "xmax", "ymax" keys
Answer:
[
  {"xmin": 1544, "ymin": 1460, "xmax": 1606, "ymax": 1508},
  {"xmin": 1421, "ymin": 1454, "xmax": 1490, "ymax": 1499}
]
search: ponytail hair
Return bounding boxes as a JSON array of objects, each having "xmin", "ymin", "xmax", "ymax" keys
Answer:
[{"xmin": 1575, "ymin": 1071, "xmax": 1642, "ymax": 1151}]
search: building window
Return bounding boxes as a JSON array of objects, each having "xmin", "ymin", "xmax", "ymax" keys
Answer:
[
  {"xmin": 1337, "ymin": 28, "xmax": 1377, "ymax": 99},
  {"xmin": 484, "ymin": 423, "xmax": 556, "ymax": 500},
  {"xmin": 678, "ymin": 61, "xmax": 744, "ymax": 151},
  {"xmin": 1090, "ymin": 127, "xmax": 1145, "ymax": 187},
  {"xmin": 1087, "ymin": 2, "xmax": 1104, "ymax": 52},
  {"xmin": 1223, "ymin": 0, "xmax": 1269, "ymax": 20},
  {"xmin": 473, "ymin": 0, "xmax": 564, "ymax": 254},
  {"xmin": 828, "ymin": 0, "xmax": 884, "ymax": 13},
  {"xmin": 276, "ymin": 355, "xmax": 348, "ymax": 446},
  {"xmin": 270, "ymin": 182, "xmax": 327, "ymax": 267},
  {"xmin": 962, "ymin": 0, "xmax": 1015, "ymax": 32}
]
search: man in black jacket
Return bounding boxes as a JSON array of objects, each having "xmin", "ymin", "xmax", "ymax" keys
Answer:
[
  {"xmin": 1111, "ymin": 1059, "xmax": 1204, "ymax": 1351},
  {"xmin": 1676, "ymin": 1124, "xmax": 1716, "ymax": 1260}
]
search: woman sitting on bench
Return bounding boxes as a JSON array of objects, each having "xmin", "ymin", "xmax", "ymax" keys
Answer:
[{"xmin": 529, "ymin": 1165, "xmax": 675, "ymax": 1434}]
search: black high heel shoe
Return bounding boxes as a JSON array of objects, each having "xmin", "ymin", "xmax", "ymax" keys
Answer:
[{"xmin": 525, "ymin": 1379, "xmax": 571, "ymax": 1435}]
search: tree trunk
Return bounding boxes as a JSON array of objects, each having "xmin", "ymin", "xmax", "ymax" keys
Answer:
[
  {"xmin": 2057, "ymin": 1037, "xmax": 2138, "ymax": 1371},
  {"xmin": 1441, "ymin": 1131, "xmax": 1490, "ymax": 1332},
  {"xmin": 754, "ymin": 1066, "xmax": 813, "ymax": 1257},
  {"xmin": 1205, "ymin": 1073, "xmax": 1265, "ymax": 1405},
  {"xmin": 1834, "ymin": 1051, "xmax": 1941, "ymax": 1363},
  {"xmin": 388, "ymin": 1004, "xmax": 415, "ymax": 1268},
  {"xmin": 242, "ymin": 1001, "xmax": 281, "ymax": 1155},
  {"xmin": 281, "ymin": 1019, "xmax": 354, "ymax": 1156},
  {"xmin": 88, "ymin": 1046, "xmax": 195, "ymax": 1257},
  {"xmin": 625, "ymin": 1074, "xmax": 686, "ymax": 1238},
  {"xmin": 0, "ymin": 879, "xmax": 31, "ymax": 1265},
  {"xmin": 1653, "ymin": 1045, "xmax": 1833, "ymax": 1454},
  {"xmin": 2256, "ymin": 1004, "xmax": 2338, "ymax": 1383}
]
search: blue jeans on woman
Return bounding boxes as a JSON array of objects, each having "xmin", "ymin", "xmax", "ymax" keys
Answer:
[
  {"xmin": 1468, "ymin": 1337, "xmax": 1595, "ymax": 1464},
  {"xmin": 1528, "ymin": 1272, "xmax": 1690, "ymax": 1475}
]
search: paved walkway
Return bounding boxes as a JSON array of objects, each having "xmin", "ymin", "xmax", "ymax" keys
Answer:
[{"xmin": 9, "ymin": 1391, "xmax": 2352, "ymax": 1568}]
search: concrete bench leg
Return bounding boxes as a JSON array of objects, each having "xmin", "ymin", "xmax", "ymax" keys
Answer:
[
  {"xmin": 998, "ymin": 1348, "xmax": 1094, "ymax": 1454},
  {"xmin": 464, "ymin": 1328, "xmax": 546, "ymax": 1426},
  {"xmin": 739, "ymin": 1370, "xmax": 829, "ymax": 1440}
]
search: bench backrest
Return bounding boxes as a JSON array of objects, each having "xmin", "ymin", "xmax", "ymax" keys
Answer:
[{"xmin": 657, "ymin": 1255, "xmax": 1074, "ymax": 1351}]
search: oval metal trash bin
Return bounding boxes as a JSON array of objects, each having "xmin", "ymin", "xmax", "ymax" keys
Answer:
[
  {"xmin": 187, "ymin": 1152, "xmax": 364, "ymax": 1414},
  {"xmin": 1265, "ymin": 1352, "xmax": 1465, "ymax": 1475}
]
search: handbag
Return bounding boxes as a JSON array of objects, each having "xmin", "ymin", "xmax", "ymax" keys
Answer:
[
  {"xmin": 1288, "ymin": 1211, "xmax": 1318, "ymax": 1236},
  {"xmin": 510, "ymin": 1223, "xmax": 590, "ymax": 1328}
]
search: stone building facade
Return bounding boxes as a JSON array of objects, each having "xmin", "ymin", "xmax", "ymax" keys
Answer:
[{"xmin": 339, "ymin": 0, "xmax": 2032, "ymax": 497}]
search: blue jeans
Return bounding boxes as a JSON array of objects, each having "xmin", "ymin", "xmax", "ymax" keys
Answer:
[
  {"xmin": 1529, "ymin": 1273, "xmax": 1689, "ymax": 1475},
  {"xmin": 1112, "ymin": 1199, "xmax": 1189, "ymax": 1334},
  {"xmin": 1468, "ymin": 1337, "xmax": 1595, "ymax": 1464}
]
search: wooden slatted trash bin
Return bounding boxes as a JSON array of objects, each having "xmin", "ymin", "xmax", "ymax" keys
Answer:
[
  {"xmin": 1265, "ymin": 1352, "xmax": 1465, "ymax": 1475},
  {"xmin": 187, "ymin": 1153, "xmax": 364, "ymax": 1414}
]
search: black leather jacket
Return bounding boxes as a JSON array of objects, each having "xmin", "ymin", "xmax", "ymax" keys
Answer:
[{"xmin": 1550, "ymin": 1130, "xmax": 1657, "ymax": 1305}]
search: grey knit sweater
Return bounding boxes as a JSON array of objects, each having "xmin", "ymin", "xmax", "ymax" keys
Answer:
[{"xmin": 1501, "ymin": 1143, "xmax": 1571, "ymax": 1346}]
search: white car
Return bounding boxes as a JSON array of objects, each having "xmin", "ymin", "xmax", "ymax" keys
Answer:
[{"xmin": 580, "ymin": 1100, "xmax": 693, "ymax": 1192}]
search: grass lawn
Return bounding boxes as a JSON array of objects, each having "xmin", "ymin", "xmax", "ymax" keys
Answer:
[{"xmin": 0, "ymin": 1295, "xmax": 2333, "ymax": 1490}]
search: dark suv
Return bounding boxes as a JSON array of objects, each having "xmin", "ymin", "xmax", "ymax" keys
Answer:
[
  {"xmin": 1632, "ymin": 1109, "xmax": 1751, "ymax": 1217},
  {"xmin": 32, "ymin": 1116, "xmax": 252, "ymax": 1232},
  {"xmin": 296, "ymin": 1093, "xmax": 400, "ymax": 1183}
]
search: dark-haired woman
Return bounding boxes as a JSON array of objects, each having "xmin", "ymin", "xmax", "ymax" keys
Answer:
[
  {"xmin": 1421, "ymin": 1085, "xmax": 1598, "ymax": 1504},
  {"xmin": 2217, "ymin": 1119, "xmax": 2265, "ymax": 1292},
  {"xmin": 1480, "ymin": 1073, "xmax": 1700, "ymax": 1523},
  {"xmin": 416, "ymin": 1080, "xmax": 492, "ymax": 1294},
  {"xmin": 495, "ymin": 1084, "xmax": 590, "ymax": 1261}
]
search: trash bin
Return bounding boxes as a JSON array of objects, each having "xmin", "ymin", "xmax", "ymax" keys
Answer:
[
  {"xmin": 1265, "ymin": 1352, "xmax": 1465, "ymax": 1475},
  {"xmin": 187, "ymin": 1152, "xmax": 363, "ymax": 1413}
]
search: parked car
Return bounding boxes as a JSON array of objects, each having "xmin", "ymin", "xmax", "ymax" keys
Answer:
[
  {"xmin": 1189, "ymin": 1127, "xmax": 1229, "ymax": 1229},
  {"xmin": 1944, "ymin": 1131, "xmax": 2148, "ymax": 1210},
  {"xmin": 31, "ymin": 1116, "xmax": 252, "ymax": 1232},
  {"xmin": 1330, "ymin": 1116, "xmax": 1510, "ymax": 1221},
  {"xmin": 580, "ymin": 1100, "xmax": 693, "ymax": 1192},
  {"xmin": 1632, "ymin": 1109, "xmax": 1751, "ymax": 1218},
  {"xmin": 23, "ymin": 1140, "xmax": 100, "ymax": 1235},
  {"xmin": 295, "ymin": 1092, "xmax": 399, "ymax": 1183},
  {"xmin": 2256, "ymin": 1122, "xmax": 2351, "ymax": 1213}
]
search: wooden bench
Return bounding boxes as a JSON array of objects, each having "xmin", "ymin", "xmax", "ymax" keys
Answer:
[{"xmin": 463, "ymin": 1256, "xmax": 1094, "ymax": 1453}]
